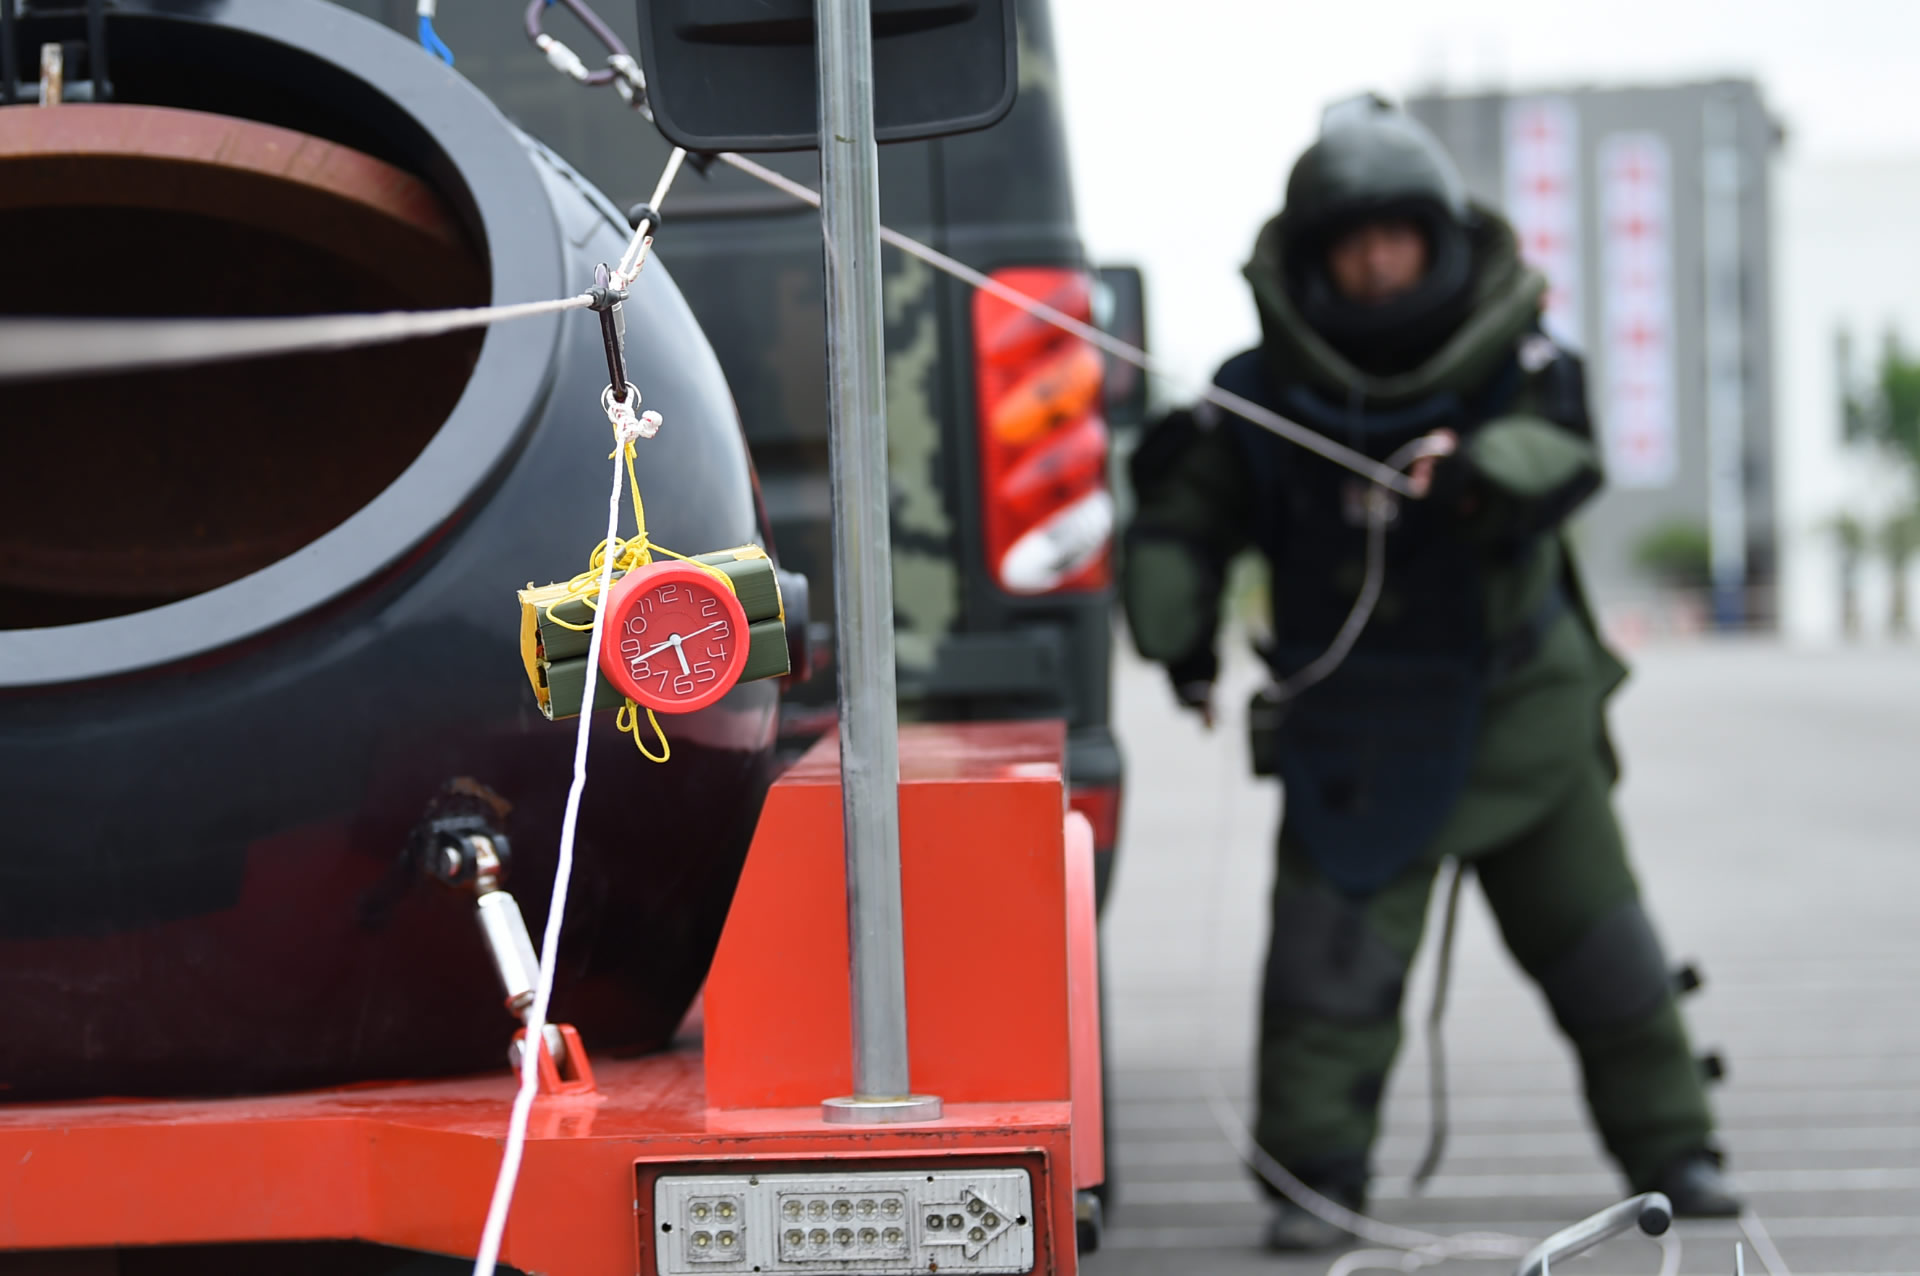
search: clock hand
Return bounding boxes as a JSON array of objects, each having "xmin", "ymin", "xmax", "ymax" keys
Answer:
[
  {"xmin": 635, "ymin": 637, "xmax": 677, "ymax": 661},
  {"xmin": 671, "ymin": 633, "xmax": 691, "ymax": 676},
  {"xmin": 681, "ymin": 620, "xmax": 728, "ymax": 642}
]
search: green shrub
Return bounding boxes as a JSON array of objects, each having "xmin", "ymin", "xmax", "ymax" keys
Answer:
[{"xmin": 1633, "ymin": 520, "xmax": 1712, "ymax": 590}]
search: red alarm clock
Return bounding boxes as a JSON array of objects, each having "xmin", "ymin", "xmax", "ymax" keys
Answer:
[{"xmin": 599, "ymin": 562, "xmax": 751, "ymax": 714}]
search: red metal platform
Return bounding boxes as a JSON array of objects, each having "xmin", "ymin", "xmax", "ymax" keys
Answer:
[{"xmin": 0, "ymin": 723, "xmax": 1103, "ymax": 1276}]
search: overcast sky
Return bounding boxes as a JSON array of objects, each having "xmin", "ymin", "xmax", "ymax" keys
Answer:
[{"xmin": 1050, "ymin": 0, "xmax": 1920, "ymax": 391}]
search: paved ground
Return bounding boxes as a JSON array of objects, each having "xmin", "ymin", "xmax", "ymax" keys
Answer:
[{"xmin": 1084, "ymin": 638, "xmax": 1920, "ymax": 1276}]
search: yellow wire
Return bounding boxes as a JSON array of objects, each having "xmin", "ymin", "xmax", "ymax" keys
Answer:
[
  {"xmin": 617, "ymin": 700, "xmax": 672, "ymax": 763},
  {"xmin": 540, "ymin": 426, "xmax": 743, "ymax": 760}
]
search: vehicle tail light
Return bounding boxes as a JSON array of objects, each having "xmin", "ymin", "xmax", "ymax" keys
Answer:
[
  {"xmin": 1068, "ymin": 784, "xmax": 1121, "ymax": 854},
  {"xmin": 974, "ymin": 268, "xmax": 1112, "ymax": 596}
]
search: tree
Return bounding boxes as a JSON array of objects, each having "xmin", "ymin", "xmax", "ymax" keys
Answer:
[
  {"xmin": 1826, "ymin": 512, "xmax": 1867, "ymax": 639},
  {"xmin": 1839, "ymin": 329, "xmax": 1920, "ymax": 637},
  {"xmin": 1883, "ymin": 507, "xmax": 1920, "ymax": 637}
]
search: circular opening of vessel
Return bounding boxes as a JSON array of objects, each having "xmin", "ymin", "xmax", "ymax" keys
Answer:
[{"xmin": 0, "ymin": 103, "xmax": 489, "ymax": 630}]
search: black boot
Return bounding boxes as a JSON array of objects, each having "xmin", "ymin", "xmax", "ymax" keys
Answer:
[
  {"xmin": 1654, "ymin": 1150, "xmax": 1744, "ymax": 1218},
  {"xmin": 1264, "ymin": 1183, "xmax": 1362, "ymax": 1253}
]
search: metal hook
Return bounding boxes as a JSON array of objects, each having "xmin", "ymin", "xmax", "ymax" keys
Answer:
[{"xmin": 588, "ymin": 262, "xmax": 630, "ymax": 409}]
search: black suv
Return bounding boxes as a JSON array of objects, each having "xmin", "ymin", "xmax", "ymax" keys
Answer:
[{"xmin": 338, "ymin": 0, "xmax": 1132, "ymax": 898}]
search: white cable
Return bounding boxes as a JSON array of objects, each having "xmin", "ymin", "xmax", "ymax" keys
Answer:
[
  {"xmin": 0, "ymin": 294, "xmax": 592, "ymax": 385},
  {"xmin": 1740, "ymin": 1210, "xmax": 1792, "ymax": 1276},
  {"xmin": 0, "ymin": 137, "xmax": 687, "ymax": 387},
  {"xmin": 469, "ymin": 438, "xmax": 626, "ymax": 1276},
  {"xmin": 1656, "ymin": 1229, "xmax": 1683, "ymax": 1276},
  {"xmin": 614, "ymin": 147, "xmax": 688, "ymax": 288},
  {"xmin": 470, "ymin": 139, "xmax": 690, "ymax": 1276},
  {"xmin": 1203, "ymin": 1082, "xmax": 1529, "ymax": 1259},
  {"xmin": 1326, "ymin": 1248, "xmax": 1429, "ymax": 1276},
  {"xmin": 1260, "ymin": 432, "xmax": 1450, "ymax": 707},
  {"xmin": 1270, "ymin": 487, "xmax": 1392, "ymax": 701},
  {"xmin": 714, "ymin": 151, "xmax": 1418, "ymax": 499}
]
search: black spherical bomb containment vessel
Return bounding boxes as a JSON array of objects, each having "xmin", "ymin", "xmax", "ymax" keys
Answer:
[{"xmin": 0, "ymin": 0, "xmax": 794, "ymax": 1100}]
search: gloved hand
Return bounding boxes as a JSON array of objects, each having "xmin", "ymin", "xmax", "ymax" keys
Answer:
[
  {"xmin": 1173, "ymin": 680, "xmax": 1216, "ymax": 730},
  {"xmin": 1407, "ymin": 427, "xmax": 1484, "ymax": 517},
  {"xmin": 1405, "ymin": 428, "xmax": 1459, "ymax": 498}
]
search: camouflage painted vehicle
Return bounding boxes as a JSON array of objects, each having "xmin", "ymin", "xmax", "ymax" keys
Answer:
[{"xmin": 342, "ymin": 0, "xmax": 1129, "ymax": 898}]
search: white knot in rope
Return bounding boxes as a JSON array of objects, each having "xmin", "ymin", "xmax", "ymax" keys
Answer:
[{"xmin": 602, "ymin": 384, "xmax": 659, "ymax": 444}]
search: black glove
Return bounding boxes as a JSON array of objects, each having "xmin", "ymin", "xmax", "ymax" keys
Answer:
[
  {"xmin": 1170, "ymin": 678, "xmax": 1215, "ymax": 729},
  {"xmin": 1166, "ymin": 645, "xmax": 1218, "ymax": 727}
]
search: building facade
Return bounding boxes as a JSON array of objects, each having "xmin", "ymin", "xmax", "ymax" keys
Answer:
[{"xmin": 1409, "ymin": 82, "xmax": 1783, "ymax": 634}]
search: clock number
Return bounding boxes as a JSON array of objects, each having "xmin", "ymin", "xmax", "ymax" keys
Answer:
[
  {"xmin": 628, "ymin": 657, "xmax": 653, "ymax": 680},
  {"xmin": 654, "ymin": 670, "xmax": 672, "ymax": 695},
  {"xmin": 673, "ymin": 674, "xmax": 696, "ymax": 696},
  {"xmin": 658, "ymin": 583, "xmax": 679, "ymax": 604},
  {"xmin": 693, "ymin": 660, "xmax": 716, "ymax": 685},
  {"xmin": 706, "ymin": 643, "xmax": 727, "ymax": 660},
  {"xmin": 702, "ymin": 596, "xmax": 721, "ymax": 619},
  {"xmin": 623, "ymin": 614, "xmax": 647, "ymax": 636}
]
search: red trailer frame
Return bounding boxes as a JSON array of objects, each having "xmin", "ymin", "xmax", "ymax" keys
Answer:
[{"xmin": 0, "ymin": 723, "xmax": 1103, "ymax": 1276}]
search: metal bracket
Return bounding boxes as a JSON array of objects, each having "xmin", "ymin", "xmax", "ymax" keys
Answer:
[
  {"xmin": 511, "ymin": 1021, "xmax": 598, "ymax": 1097},
  {"xmin": 412, "ymin": 784, "xmax": 596, "ymax": 1092},
  {"xmin": 11, "ymin": 0, "xmax": 112, "ymax": 105}
]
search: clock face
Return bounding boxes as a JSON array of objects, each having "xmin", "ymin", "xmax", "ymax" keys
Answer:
[{"xmin": 599, "ymin": 563, "xmax": 751, "ymax": 714}]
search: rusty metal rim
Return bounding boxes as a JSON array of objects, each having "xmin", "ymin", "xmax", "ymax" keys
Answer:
[{"xmin": 0, "ymin": 102, "xmax": 464, "ymax": 243}]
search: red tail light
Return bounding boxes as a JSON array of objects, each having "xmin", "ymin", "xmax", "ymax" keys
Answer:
[
  {"xmin": 1068, "ymin": 784, "xmax": 1121, "ymax": 853},
  {"xmin": 974, "ymin": 268, "xmax": 1114, "ymax": 596}
]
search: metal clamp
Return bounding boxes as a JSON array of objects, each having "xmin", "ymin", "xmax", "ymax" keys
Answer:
[
  {"xmin": 524, "ymin": 0, "xmax": 631, "ymax": 91},
  {"xmin": 589, "ymin": 262, "xmax": 635, "ymax": 416}
]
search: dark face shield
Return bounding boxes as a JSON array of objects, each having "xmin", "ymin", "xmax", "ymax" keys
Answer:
[{"xmin": 1286, "ymin": 200, "xmax": 1477, "ymax": 376}]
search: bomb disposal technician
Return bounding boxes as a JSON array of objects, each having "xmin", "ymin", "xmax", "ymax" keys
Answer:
[{"xmin": 1121, "ymin": 97, "xmax": 1741, "ymax": 1250}]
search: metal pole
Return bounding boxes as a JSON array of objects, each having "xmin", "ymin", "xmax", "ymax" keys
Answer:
[
  {"xmin": 1702, "ymin": 94, "xmax": 1748, "ymax": 629},
  {"xmin": 815, "ymin": 0, "xmax": 939, "ymax": 1125}
]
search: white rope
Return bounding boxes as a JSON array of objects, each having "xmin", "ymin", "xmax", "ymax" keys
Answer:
[
  {"xmin": 1260, "ymin": 431, "xmax": 1451, "ymax": 707},
  {"xmin": 1202, "ymin": 1082, "xmax": 1530, "ymax": 1259},
  {"xmin": 1741, "ymin": 1210, "xmax": 1792, "ymax": 1276},
  {"xmin": 614, "ymin": 147, "xmax": 688, "ymax": 288},
  {"xmin": 1271, "ymin": 485, "xmax": 1392, "ymax": 699},
  {"xmin": 0, "ymin": 295, "xmax": 592, "ymax": 385},
  {"xmin": 0, "ymin": 140, "xmax": 685, "ymax": 388},
  {"xmin": 469, "ymin": 437, "xmax": 625, "ymax": 1276},
  {"xmin": 469, "ymin": 142, "xmax": 689, "ymax": 1276},
  {"xmin": 1656, "ymin": 1229, "xmax": 1683, "ymax": 1276},
  {"xmin": 716, "ymin": 151, "xmax": 1419, "ymax": 498}
]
